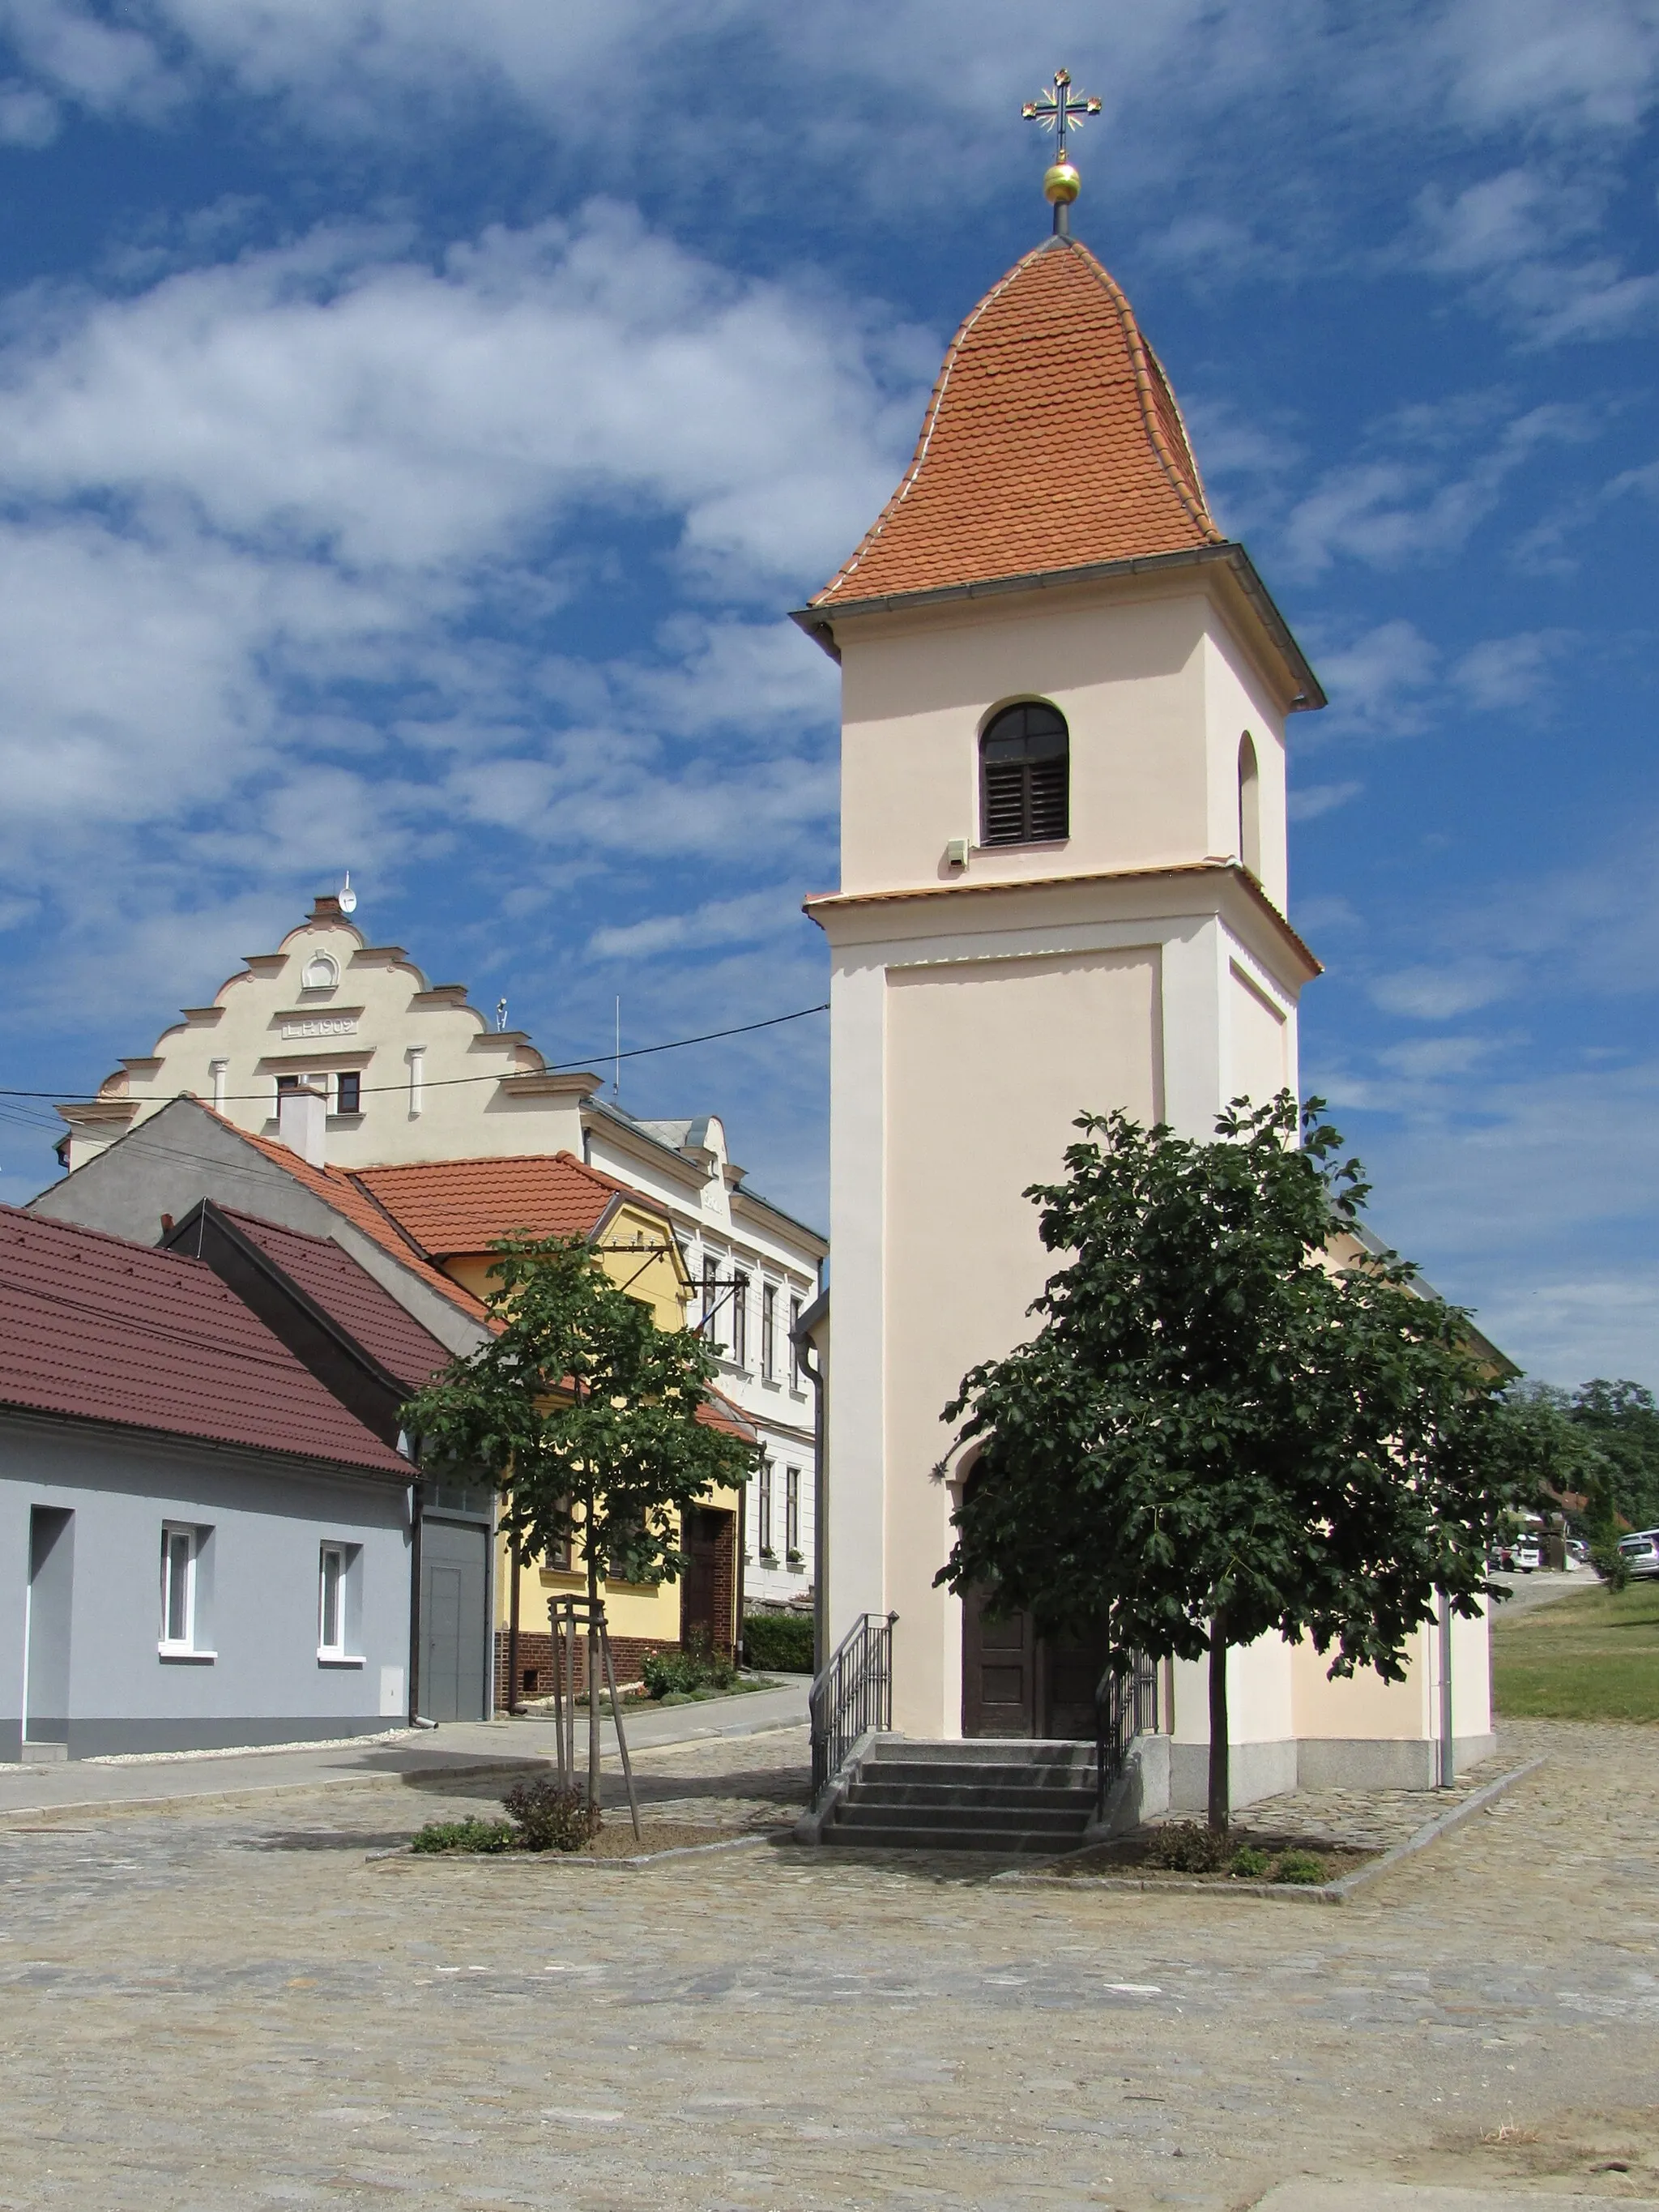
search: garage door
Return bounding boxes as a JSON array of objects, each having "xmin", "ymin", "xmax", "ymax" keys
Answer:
[{"xmin": 420, "ymin": 1515, "xmax": 489, "ymax": 1722}]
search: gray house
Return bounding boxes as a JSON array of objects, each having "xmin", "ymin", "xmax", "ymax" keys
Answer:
[{"xmin": 2, "ymin": 1198, "xmax": 484, "ymax": 1761}]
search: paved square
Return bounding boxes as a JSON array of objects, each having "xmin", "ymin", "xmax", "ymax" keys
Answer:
[{"xmin": 2, "ymin": 1718, "xmax": 1656, "ymax": 2209}]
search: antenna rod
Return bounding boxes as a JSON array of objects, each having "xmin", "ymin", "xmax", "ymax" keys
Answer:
[{"xmin": 614, "ymin": 998, "xmax": 621, "ymax": 1100}]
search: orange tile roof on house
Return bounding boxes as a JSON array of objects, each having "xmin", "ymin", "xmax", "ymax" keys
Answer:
[
  {"xmin": 812, "ymin": 236, "xmax": 1222, "ymax": 609},
  {"xmin": 220, "ymin": 1117, "xmax": 492, "ymax": 1326},
  {"xmin": 351, "ymin": 1151, "xmax": 647, "ymax": 1259}
]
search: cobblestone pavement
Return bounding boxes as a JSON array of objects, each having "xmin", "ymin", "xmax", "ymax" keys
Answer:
[{"xmin": 2, "ymin": 1718, "xmax": 1657, "ymax": 2210}]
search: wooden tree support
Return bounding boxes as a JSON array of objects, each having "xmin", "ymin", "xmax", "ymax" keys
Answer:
[{"xmin": 548, "ymin": 1594, "xmax": 642, "ymax": 1841}]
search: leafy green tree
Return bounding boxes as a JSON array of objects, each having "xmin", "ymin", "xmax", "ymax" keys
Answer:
[
  {"xmin": 1569, "ymin": 1381, "xmax": 1659, "ymax": 1535},
  {"xmin": 403, "ymin": 1234, "xmax": 757, "ymax": 1800},
  {"xmin": 936, "ymin": 1095, "xmax": 1521, "ymax": 1830}
]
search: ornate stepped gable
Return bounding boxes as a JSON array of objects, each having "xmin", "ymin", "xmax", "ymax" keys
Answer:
[{"xmin": 812, "ymin": 236, "xmax": 1221, "ymax": 609}]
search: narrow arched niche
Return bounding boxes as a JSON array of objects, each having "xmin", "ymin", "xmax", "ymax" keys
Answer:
[{"xmin": 1237, "ymin": 733, "xmax": 1261, "ymax": 881}]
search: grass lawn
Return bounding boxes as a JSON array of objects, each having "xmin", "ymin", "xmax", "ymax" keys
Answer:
[{"xmin": 1491, "ymin": 1578, "xmax": 1659, "ymax": 1722}]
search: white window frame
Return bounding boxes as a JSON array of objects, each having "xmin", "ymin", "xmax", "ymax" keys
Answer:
[
  {"xmin": 317, "ymin": 1540, "xmax": 364, "ymax": 1666},
  {"xmin": 757, "ymin": 1460, "xmax": 774, "ymax": 1557},
  {"xmin": 789, "ymin": 1295, "xmax": 804, "ymax": 1389},
  {"xmin": 318, "ymin": 1543, "xmax": 347, "ymax": 1658},
  {"xmin": 786, "ymin": 1467, "xmax": 801, "ymax": 1561},
  {"xmin": 731, "ymin": 1272, "xmax": 750, "ymax": 1370},
  {"xmin": 159, "ymin": 1522, "xmax": 212, "ymax": 1659},
  {"xmin": 761, "ymin": 1283, "xmax": 777, "ymax": 1381}
]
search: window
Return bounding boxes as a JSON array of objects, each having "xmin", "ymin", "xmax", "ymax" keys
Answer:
[
  {"xmin": 278, "ymin": 1070, "xmax": 331, "ymax": 1108},
  {"xmin": 786, "ymin": 1467, "xmax": 801, "ymax": 1560},
  {"xmin": 702, "ymin": 1254, "xmax": 719, "ymax": 1335},
  {"xmin": 159, "ymin": 1522, "xmax": 211, "ymax": 1655},
  {"xmin": 761, "ymin": 1284, "xmax": 777, "ymax": 1381},
  {"xmin": 980, "ymin": 701, "xmax": 1069, "ymax": 846},
  {"xmin": 317, "ymin": 1540, "xmax": 362, "ymax": 1662},
  {"xmin": 790, "ymin": 1296, "xmax": 803, "ymax": 1388},
  {"xmin": 318, "ymin": 1544, "xmax": 347, "ymax": 1656},
  {"xmin": 757, "ymin": 1460, "xmax": 774, "ymax": 1557},
  {"xmin": 1238, "ymin": 732, "xmax": 1261, "ymax": 880},
  {"xmin": 335, "ymin": 1070, "xmax": 361, "ymax": 1115},
  {"xmin": 731, "ymin": 1273, "xmax": 750, "ymax": 1369}
]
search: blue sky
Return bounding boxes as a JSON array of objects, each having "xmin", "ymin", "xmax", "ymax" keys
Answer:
[{"xmin": 0, "ymin": 2, "xmax": 1653, "ymax": 1387}]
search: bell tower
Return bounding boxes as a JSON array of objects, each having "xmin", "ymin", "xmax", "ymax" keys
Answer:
[{"xmin": 796, "ymin": 122, "xmax": 1326, "ymax": 1739}]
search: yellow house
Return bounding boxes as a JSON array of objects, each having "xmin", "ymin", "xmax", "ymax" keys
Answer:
[{"xmin": 348, "ymin": 1151, "xmax": 754, "ymax": 1702}]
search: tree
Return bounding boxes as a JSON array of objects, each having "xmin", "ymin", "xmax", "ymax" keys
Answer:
[
  {"xmin": 936, "ymin": 1095, "xmax": 1521, "ymax": 1831},
  {"xmin": 403, "ymin": 1234, "xmax": 758, "ymax": 1804}
]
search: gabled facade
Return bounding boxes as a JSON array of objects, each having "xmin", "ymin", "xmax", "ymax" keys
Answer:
[{"xmin": 49, "ymin": 901, "xmax": 826, "ymax": 1626}]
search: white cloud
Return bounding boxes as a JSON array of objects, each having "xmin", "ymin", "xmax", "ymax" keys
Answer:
[
  {"xmin": 1314, "ymin": 620, "xmax": 1440, "ymax": 730},
  {"xmin": 587, "ymin": 887, "xmax": 802, "ymax": 961},
  {"xmin": 1286, "ymin": 779, "xmax": 1363, "ymax": 822},
  {"xmin": 1370, "ymin": 959, "xmax": 1518, "ymax": 1019},
  {"xmin": 1450, "ymin": 628, "xmax": 1572, "ymax": 709},
  {"xmin": 0, "ymin": 204, "xmax": 911, "ymax": 895}
]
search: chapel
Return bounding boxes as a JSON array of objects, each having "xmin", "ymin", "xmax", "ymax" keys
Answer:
[{"xmin": 798, "ymin": 118, "xmax": 1493, "ymax": 1808}]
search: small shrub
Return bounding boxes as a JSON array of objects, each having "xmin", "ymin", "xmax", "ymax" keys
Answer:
[
  {"xmin": 641, "ymin": 1631, "xmax": 738, "ymax": 1700},
  {"xmin": 501, "ymin": 1776, "xmax": 599, "ymax": 1853},
  {"xmin": 742, "ymin": 1612, "xmax": 815, "ymax": 1673},
  {"xmin": 1144, "ymin": 1821, "xmax": 1230, "ymax": 1873},
  {"xmin": 1229, "ymin": 1844, "xmax": 1270, "ymax": 1879},
  {"xmin": 410, "ymin": 1817, "xmax": 516, "ymax": 1855},
  {"xmin": 1592, "ymin": 1539, "xmax": 1631, "ymax": 1592},
  {"xmin": 1273, "ymin": 1849, "xmax": 1328, "ymax": 1885}
]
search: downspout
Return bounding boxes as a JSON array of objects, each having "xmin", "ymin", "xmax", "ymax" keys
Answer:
[
  {"xmin": 507, "ymin": 1535, "xmax": 522, "ymax": 1715},
  {"xmin": 735, "ymin": 1478, "xmax": 748, "ymax": 1665},
  {"xmin": 1437, "ymin": 1588, "xmax": 1455, "ymax": 1788},
  {"xmin": 799, "ymin": 1335, "xmax": 827, "ymax": 1677}
]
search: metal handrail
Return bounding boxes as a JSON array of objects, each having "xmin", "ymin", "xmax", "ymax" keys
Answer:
[
  {"xmin": 1094, "ymin": 1651, "xmax": 1160, "ymax": 1822},
  {"xmin": 809, "ymin": 1610, "xmax": 898, "ymax": 1806}
]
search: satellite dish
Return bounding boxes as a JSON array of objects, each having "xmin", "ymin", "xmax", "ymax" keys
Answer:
[{"xmin": 338, "ymin": 870, "xmax": 357, "ymax": 916}]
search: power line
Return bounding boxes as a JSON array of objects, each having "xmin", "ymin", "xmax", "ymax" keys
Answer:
[{"xmin": 0, "ymin": 1001, "xmax": 831, "ymax": 1108}]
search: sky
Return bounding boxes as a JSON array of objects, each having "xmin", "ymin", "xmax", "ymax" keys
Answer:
[{"xmin": 0, "ymin": 1, "xmax": 1653, "ymax": 1388}]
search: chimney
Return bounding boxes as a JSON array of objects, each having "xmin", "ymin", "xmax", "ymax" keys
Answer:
[{"xmin": 277, "ymin": 1079, "xmax": 328, "ymax": 1168}]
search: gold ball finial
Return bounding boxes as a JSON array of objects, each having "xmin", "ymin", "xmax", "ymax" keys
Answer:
[{"xmin": 1043, "ymin": 160, "xmax": 1081, "ymax": 206}]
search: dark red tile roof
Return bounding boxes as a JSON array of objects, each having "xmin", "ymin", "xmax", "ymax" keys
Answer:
[
  {"xmin": 0, "ymin": 1204, "xmax": 408, "ymax": 1475},
  {"xmin": 220, "ymin": 1210, "xmax": 456, "ymax": 1391},
  {"xmin": 812, "ymin": 237, "xmax": 1221, "ymax": 608},
  {"xmin": 351, "ymin": 1151, "xmax": 639, "ymax": 1258}
]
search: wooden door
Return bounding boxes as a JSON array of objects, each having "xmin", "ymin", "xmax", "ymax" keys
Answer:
[
  {"xmin": 680, "ymin": 1506, "xmax": 733, "ymax": 1655},
  {"xmin": 961, "ymin": 1582, "xmax": 1038, "ymax": 1736},
  {"xmin": 1040, "ymin": 1625, "xmax": 1113, "ymax": 1742}
]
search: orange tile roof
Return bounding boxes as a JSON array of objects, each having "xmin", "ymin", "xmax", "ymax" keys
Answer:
[
  {"xmin": 351, "ymin": 1152, "xmax": 648, "ymax": 1258},
  {"xmin": 813, "ymin": 237, "xmax": 1222, "ymax": 609},
  {"xmin": 219, "ymin": 1117, "xmax": 491, "ymax": 1326}
]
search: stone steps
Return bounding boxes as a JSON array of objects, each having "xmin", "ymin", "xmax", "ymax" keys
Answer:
[{"xmin": 821, "ymin": 1737, "xmax": 1097, "ymax": 1855}]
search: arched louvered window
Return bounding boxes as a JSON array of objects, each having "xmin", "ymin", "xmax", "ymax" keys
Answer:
[{"xmin": 980, "ymin": 702, "xmax": 1069, "ymax": 846}]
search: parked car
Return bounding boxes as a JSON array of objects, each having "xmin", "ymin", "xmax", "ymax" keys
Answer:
[
  {"xmin": 1510, "ymin": 1539, "xmax": 1541, "ymax": 1574},
  {"xmin": 1618, "ymin": 1531, "xmax": 1659, "ymax": 1579},
  {"xmin": 1565, "ymin": 1538, "xmax": 1590, "ymax": 1570}
]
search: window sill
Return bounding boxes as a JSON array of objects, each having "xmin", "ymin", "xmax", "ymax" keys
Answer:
[
  {"xmin": 972, "ymin": 837, "xmax": 1071, "ymax": 856},
  {"xmin": 158, "ymin": 1645, "xmax": 215, "ymax": 1663},
  {"xmin": 318, "ymin": 1652, "xmax": 365, "ymax": 1668}
]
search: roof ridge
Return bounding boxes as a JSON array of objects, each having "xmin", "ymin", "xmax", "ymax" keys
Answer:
[
  {"xmin": 812, "ymin": 241, "xmax": 1047, "ymax": 608},
  {"xmin": 1065, "ymin": 242, "xmax": 1221, "ymax": 544}
]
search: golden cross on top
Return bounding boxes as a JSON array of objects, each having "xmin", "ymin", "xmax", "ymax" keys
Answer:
[{"xmin": 1021, "ymin": 67, "xmax": 1101, "ymax": 166}]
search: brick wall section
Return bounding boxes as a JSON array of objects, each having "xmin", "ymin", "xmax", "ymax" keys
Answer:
[{"xmin": 494, "ymin": 1629, "xmax": 676, "ymax": 1709}]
